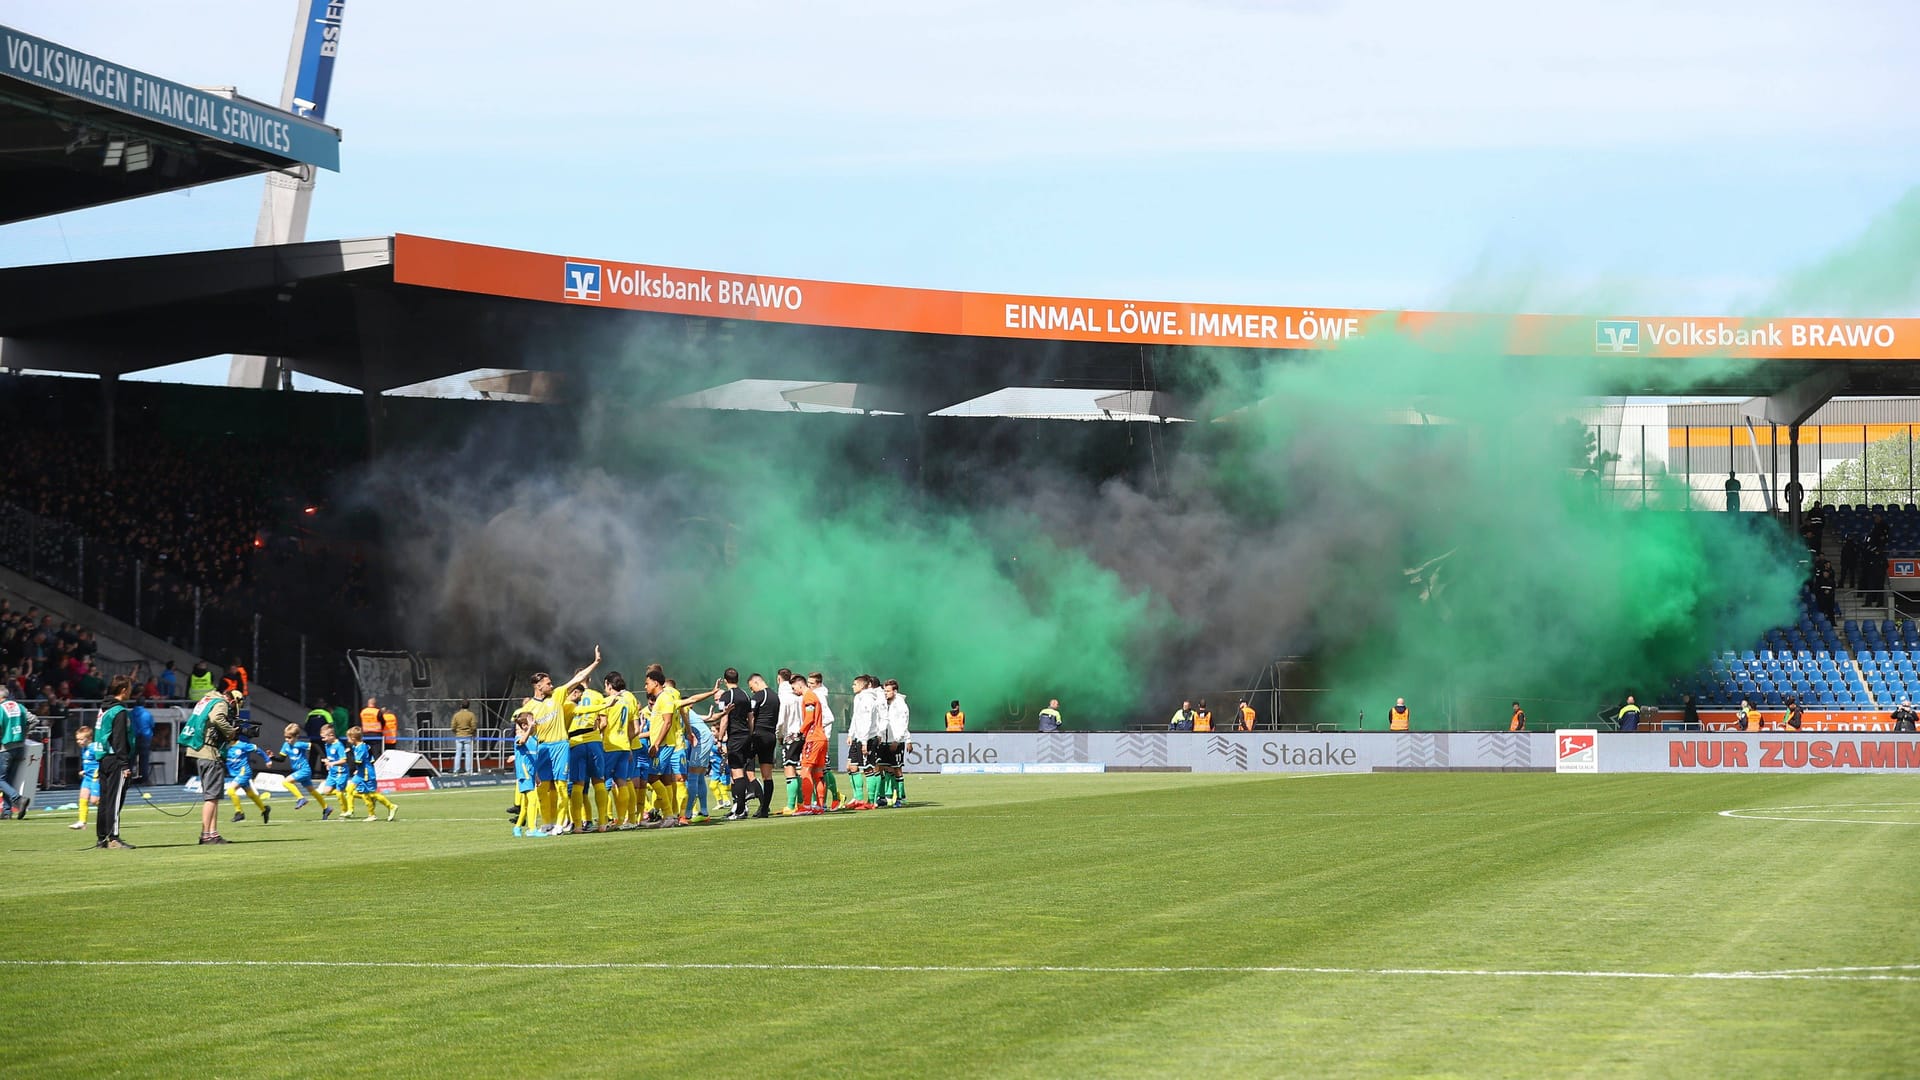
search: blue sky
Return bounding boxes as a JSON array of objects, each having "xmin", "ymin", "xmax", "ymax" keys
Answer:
[{"xmin": 2, "ymin": 0, "xmax": 1917, "ymax": 385}]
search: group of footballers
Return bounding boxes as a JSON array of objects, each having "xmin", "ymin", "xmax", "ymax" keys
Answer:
[
  {"xmin": 71, "ymin": 704, "xmax": 400, "ymax": 830},
  {"xmin": 507, "ymin": 647, "xmax": 916, "ymax": 837}
]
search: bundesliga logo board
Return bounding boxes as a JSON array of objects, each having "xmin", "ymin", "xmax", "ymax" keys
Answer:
[{"xmin": 1556, "ymin": 730, "xmax": 1599, "ymax": 774}]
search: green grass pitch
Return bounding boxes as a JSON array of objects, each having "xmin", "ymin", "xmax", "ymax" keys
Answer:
[{"xmin": 5, "ymin": 772, "xmax": 1917, "ymax": 1078}]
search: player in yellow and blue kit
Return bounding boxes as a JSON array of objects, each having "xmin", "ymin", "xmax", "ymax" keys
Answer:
[
  {"xmin": 276, "ymin": 724, "xmax": 319, "ymax": 811},
  {"xmin": 520, "ymin": 647, "xmax": 601, "ymax": 835},
  {"xmin": 684, "ymin": 708, "xmax": 718, "ymax": 822},
  {"xmin": 645, "ymin": 672, "xmax": 717, "ymax": 827},
  {"xmin": 347, "ymin": 726, "xmax": 398, "ymax": 822},
  {"xmin": 70, "ymin": 726, "xmax": 101, "ymax": 830},
  {"xmin": 593, "ymin": 673, "xmax": 644, "ymax": 830},
  {"xmin": 512, "ymin": 709, "xmax": 540, "ymax": 836},
  {"xmin": 317, "ymin": 725, "xmax": 350, "ymax": 820},
  {"xmin": 225, "ymin": 733, "xmax": 271, "ymax": 823},
  {"xmin": 565, "ymin": 682, "xmax": 610, "ymax": 832}
]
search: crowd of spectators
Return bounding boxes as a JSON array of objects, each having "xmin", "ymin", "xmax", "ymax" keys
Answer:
[
  {"xmin": 0, "ymin": 417, "xmax": 379, "ymax": 700},
  {"xmin": 0, "ymin": 600, "xmax": 105, "ymax": 714}
]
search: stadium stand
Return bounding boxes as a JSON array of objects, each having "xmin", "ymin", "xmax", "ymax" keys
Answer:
[
  {"xmin": 1674, "ymin": 504, "xmax": 1920, "ymax": 713},
  {"xmin": 0, "ymin": 381, "xmax": 372, "ymax": 705}
]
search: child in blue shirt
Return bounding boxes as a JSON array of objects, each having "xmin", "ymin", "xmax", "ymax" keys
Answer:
[
  {"xmin": 225, "ymin": 736, "xmax": 271, "ymax": 823},
  {"xmin": 277, "ymin": 724, "xmax": 317, "ymax": 812},
  {"xmin": 69, "ymin": 726, "xmax": 102, "ymax": 830}
]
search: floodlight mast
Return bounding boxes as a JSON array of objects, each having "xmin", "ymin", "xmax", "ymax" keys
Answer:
[{"xmin": 229, "ymin": 0, "xmax": 348, "ymax": 390}]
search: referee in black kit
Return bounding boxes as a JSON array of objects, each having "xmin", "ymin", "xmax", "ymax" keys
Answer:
[
  {"xmin": 92, "ymin": 675, "xmax": 137, "ymax": 849},
  {"xmin": 714, "ymin": 668, "xmax": 754, "ymax": 820},
  {"xmin": 746, "ymin": 672, "xmax": 780, "ymax": 817}
]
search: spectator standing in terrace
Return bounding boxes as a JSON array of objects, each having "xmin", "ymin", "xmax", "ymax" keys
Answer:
[
  {"xmin": 1193, "ymin": 699, "xmax": 1213, "ymax": 732},
  {"xmin": 1891, "ymin": 699, "xmax": 1917, "ymax": 733},
  {"xmin": 130, "ymin": 695, "xmax": 155, "ymax": 783},
  {"xmin": 187, "ymin": 662, "xmax": 214, "ymax": 700},
  {"xmin": 1841, "ymin": 534, "xmax": 1862, "ymax": 589},
  {"xmin": 1509, "ymin": 701, "xmax": 1526, "ymax": 732},
  {"xmin": 1682, "ymin": 693, "xmax": 1703, "ymax": 731},
  {"xmin": 221, "ymin": 658, "xmax": 249, "ymax": 698},
  {"xmin": 1388, "ymin": 698, "xmax": 1411, "ymax": 732},
  {"xmin": 156, "ymin": 661, "xmax": 180, "ymax": 701},
  {"xmin": 1238, "ymin": 698, "xmax": 1256, "ymax": 731},
  {"xmin": 1037, "ymin": 699, "xmax": 1062, "ymax": 732},
  {"xmin": 1807, "ymin": 501, "xmax": 1828, "ymax": 549},
  {"xmin": 1724, "ymin": 472, "xmax": 1741, "ymax": 512},
  {"xmin": 1168, "ymin": 700, "xmax": 1195, "ymax": 731},
  {"xmin": 449, "ymin": 699, "xmax": 478, "ymax": 773},
  {"xmin": 945, "ymin": 700, "xmax": 965, "ymax": 732},
  {"xmin": 1815, "ymin": 560, "xmax": 1838, "ymax": 623}
]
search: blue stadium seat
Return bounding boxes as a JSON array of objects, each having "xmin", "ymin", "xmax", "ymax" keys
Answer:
[{"xmin": 1878, "ymin": 650, "xmax": 1895, "ymax": 663}]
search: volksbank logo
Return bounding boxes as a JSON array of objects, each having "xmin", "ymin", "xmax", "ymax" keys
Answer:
[
  {"xmin": 1595, "ymin": 320, "xmax": 1640, "ymax": 354},
  {"xmin": 563, "ymin": 261, "xmax": 602, "ymax": 302}
]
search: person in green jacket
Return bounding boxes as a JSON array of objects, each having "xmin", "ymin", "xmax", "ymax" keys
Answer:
[
  {"xmin": 91, "ymin": 675, "xmax": 137, "ymax": 849},
  {"xmin": 0, "ymin": 686, "xmax": 30, "ymax": 818}
]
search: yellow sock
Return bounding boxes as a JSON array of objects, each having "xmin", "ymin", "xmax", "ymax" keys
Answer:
[
  {"xmin": 650, "ymin": 780, "xmax": 667, "ymax": 817},
  {"xmin": 285, "ymin": 780, "xmax": 307, "ymax": 800},
  {"xmin": 230, "ymin": 788, "xmax": 245, "ymax": 814},
  {"xmin": 643, "ymin": 782, "xmax": 656, "ymax": 816},
  {"xmin": 517, "ymin": 792, "xmax": 534, "ymax": 828},
  {"xmin": 538, "ymin": 782, "xmax": 559, "ymax": 826},
  {"xmin": 249, "ymin": 789, "xmax": 269, "ymax": 812},
  {"xmin": 371, "ymin": 793, "xmax": 397, "ymax": 812},
  {"xmin": 339, "ymin": 789, "xmax": 355, "ymax": 815},
  {"xmin": 569, "ymin": 785, "xmax": 587, "ymax": 825},
  {"xmin": 622, "ymin": 783, "xmax": 638, "ymax": 823},
  {"xmin": 77, "ymin": 797, "xmax": 89, "ymax": 825},
  {"xmin": 672, "ymin": 779, "xmax": 688, "ymax": 818},
  {"xmin": 589, "ymin": 782, "xmax": 608, "ymax": 826}
]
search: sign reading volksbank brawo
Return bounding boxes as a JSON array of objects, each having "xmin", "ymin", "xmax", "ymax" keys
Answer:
[{"xmin": 904, "ymin": 732, "xmax": 1920, "ymax": 774}]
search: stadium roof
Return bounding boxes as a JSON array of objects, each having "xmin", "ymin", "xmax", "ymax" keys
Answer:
[
  {"xmin": 0, "ymin": 23, "xmax": 340, "ymax": 225},
  {"xmin": 1, "ymin": 234, "xmax": 1918, "ymax": 410}
]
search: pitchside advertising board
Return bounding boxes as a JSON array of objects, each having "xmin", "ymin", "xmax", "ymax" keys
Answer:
[
  {"xmin": 905, "ymin": 732, "xmax": 1920, "ymax": 774},
  {"xmin": 392, "ymin": 236, "xmax": 1920, "ymax": 361}
]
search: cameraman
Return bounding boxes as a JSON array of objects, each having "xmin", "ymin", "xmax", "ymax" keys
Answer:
[{"xmin": 181, "ymin": 689, "xmax": 241, "ymax": 845}]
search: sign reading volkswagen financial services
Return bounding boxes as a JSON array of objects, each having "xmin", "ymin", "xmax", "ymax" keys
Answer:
[
  {"xmin": 1555, "ymin": 730, "xmax": 1599, "ymax": 773},
  {"xmin": 0, "ymin": 25, "xmax": 340, "ymax": 170}
]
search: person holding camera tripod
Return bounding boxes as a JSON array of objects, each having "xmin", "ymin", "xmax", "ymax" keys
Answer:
[{"xmin": 181, "ymin": 688, "xmax": 241, "ymax": 845}]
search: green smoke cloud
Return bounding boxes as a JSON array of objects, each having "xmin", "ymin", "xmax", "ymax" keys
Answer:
[{"xmin": 374, "ymin": 191, "xmax": 1918, "ymax": 730}]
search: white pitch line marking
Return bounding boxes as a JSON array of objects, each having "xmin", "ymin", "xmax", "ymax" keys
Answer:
[
  {"xmin": 1718, "ymin": 802, "xmax": 1920, "ymax": 826},
  {"xmin": 2, "ymin": 959, "xmax": 1916, "ymax": 982}
]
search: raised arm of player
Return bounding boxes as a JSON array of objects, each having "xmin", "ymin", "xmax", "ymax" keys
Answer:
[{"xmin": 557, "ymin": 646, "xmax": 602, "ymax": 697}]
